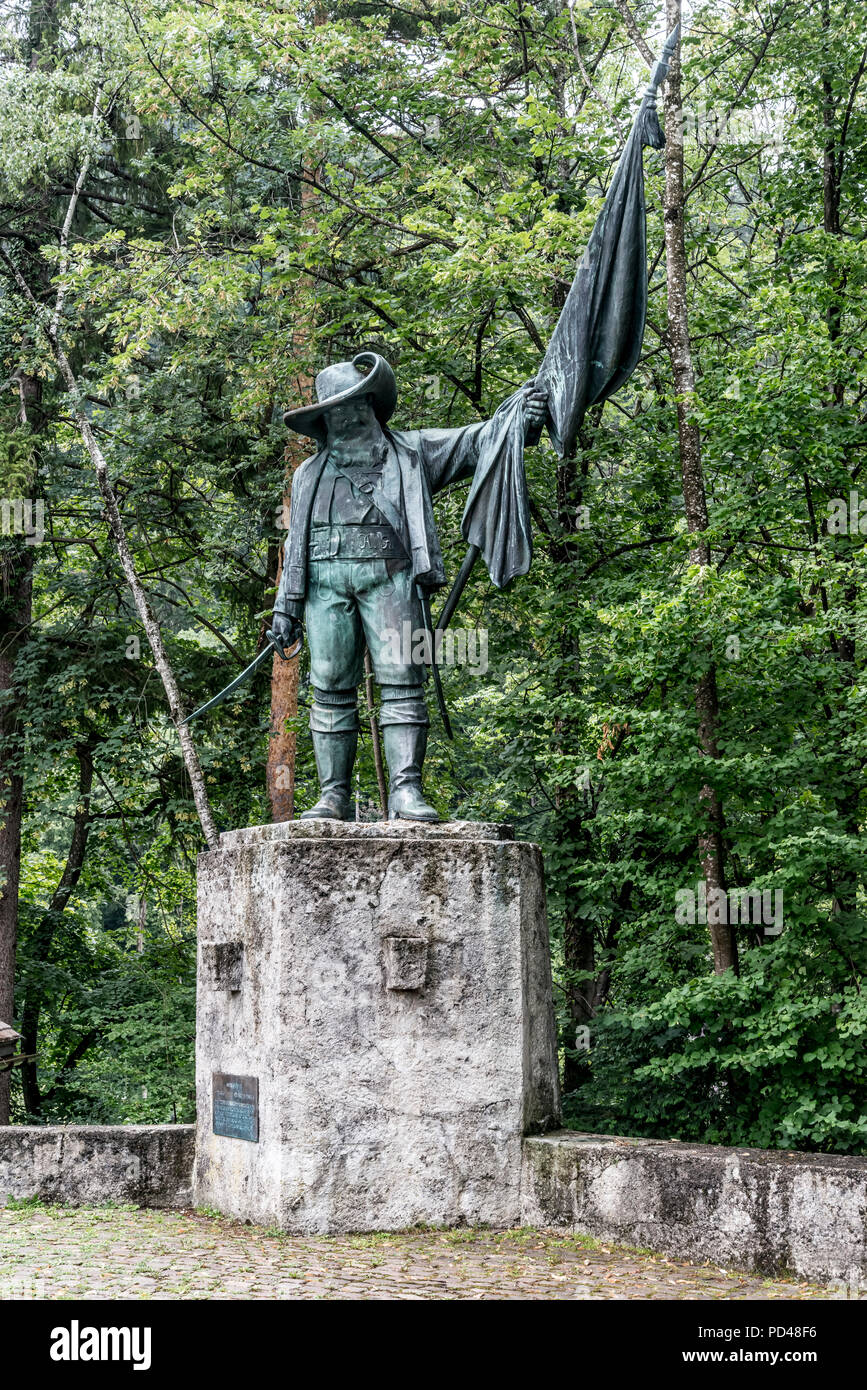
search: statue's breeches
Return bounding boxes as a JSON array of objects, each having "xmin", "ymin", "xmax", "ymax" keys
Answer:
[{"xmin": 305, "ymin": 556, "xmax": 426, "ymax": 694}]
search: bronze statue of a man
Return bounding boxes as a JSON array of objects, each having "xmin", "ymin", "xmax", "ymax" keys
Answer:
[
  {"xmin": 183, "ymin": 32, "xmax": 678, "ymax": 817},
  {"xmin": 271, "ymin": 354, "xmax": 547, "ymax": 821},
  {"xmin": 187, "ymin": 32, "xmax": 677, "ymax": 823}
]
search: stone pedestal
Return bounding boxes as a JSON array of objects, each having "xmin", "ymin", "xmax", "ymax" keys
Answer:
[{"xmin": 194, "ymin": 821, "xmax": 560, "ymax": 1232}]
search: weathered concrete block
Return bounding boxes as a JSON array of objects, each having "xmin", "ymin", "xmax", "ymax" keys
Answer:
[
  {"xmin": 201, "ymin": 940, "xmax": 244, "ymax": 992},
  {"xmin": 521, "ymin": 1131, "xmax": 867, "ymax": 1283},
  {"xmin": 0, "ymin": 1125, "xmax": 194, "ymax": 1208},
  {"xmin": 194, "ymin": 821, "xmax": 560, "ymax": 1232},
  {"xmin": 382, "ymin": 934, "xmax": 427, "ymax": 990}
]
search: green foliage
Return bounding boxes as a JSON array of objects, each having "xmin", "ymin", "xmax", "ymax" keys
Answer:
[
  {"xmin": 0, "ymin": 0, "xmax": 865, "ymax": 1151},
  {"xmin": 575, "ymin": 954, "xmax": 867, "ymax": 1153}
]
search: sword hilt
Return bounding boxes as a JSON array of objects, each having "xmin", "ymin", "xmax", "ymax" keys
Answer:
[{"xmin": 266, "ymin": 628, "xmax": 303, "ymax": 662}]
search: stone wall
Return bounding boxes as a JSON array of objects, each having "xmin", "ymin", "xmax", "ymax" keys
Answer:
[
  {"xmin": 0, "ymin": 1125, "xmax": 194, "ymax": 1209},
  {"xmin": 522, "ymin": 1131, "xmax": 867, "ymax": 1284},
  {"xmin": 0, "ymin": 1122, "xmax": 863, "ymax": 1284}
]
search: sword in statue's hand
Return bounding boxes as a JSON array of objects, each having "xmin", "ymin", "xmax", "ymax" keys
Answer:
[{"xmin": 181, "ymin": 622, "xmax": 303, "ymax": 726}]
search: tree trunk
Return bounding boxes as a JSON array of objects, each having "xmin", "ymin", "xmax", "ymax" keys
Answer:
[
  {"xmin": 20, "ymin": 737, "xmax": 96, "ymax": 1117},
  {"xmin": 821, "ymin": 0, "xmax": 860, "ymax": 919},
  {"xmin": 0, "ymin": 600, "xmax": 28, "ymax": 1125},
  {"xmin": 561, "ymin": 854, "xmax": 597, "ymax": 1093},
  {"xmin": 266, "ymin": 536, "xmax": 300, "ymax": 822},
  {"xmin": 662, "ymin": 0, "xmax": 737, "ymax": 975},
  {"xmin": 66, "ymin": 362, "xmax": 219, "ymax": 847},
  {"xmin": 266, "ymin": 437, "xmax": 306, "ymax": 822},
  {"xmin": 363, "ymin": 649, "xmax": 388, "ymax": 817},
  {"xmin": 0, "ymin": 373, "xmax": 40, "ymax": 1124},
  {"xmin": 0, "ymin": 0, "xmax": 65, "ymax": 1118},
  {"xmin": 266, "ymin": 151, "xmax": 321, "ymax": 822}
]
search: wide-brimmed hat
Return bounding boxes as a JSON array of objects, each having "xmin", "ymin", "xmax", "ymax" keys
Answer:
[{"xmin": 283, "ymin": 352, "xmax": 397, "ymax": 444}]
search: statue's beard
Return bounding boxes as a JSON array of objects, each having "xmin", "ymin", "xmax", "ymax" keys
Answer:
[{"xmin": 327, "ymin": 438, "xmax": 388, "ymax": 469}]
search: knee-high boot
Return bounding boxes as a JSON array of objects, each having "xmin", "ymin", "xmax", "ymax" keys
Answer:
[
  {"xmin": 301, "ymin": 729, "xmax": 358, "ymax": 820},
  {"xmin": 378, "ymin": 688, "xmax": 439, "ymax": 822},
  {"xmin": 302, "ymin": 687, "xmax": 359, "ymax": 820},
  {"xmin": 382, "ymin": 723, "xmax": 438, "ymax": 821}
]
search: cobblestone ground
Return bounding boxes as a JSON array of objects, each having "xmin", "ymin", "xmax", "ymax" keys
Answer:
[{"xmin": 0, "ymin": 1204, "xmax": 835, "ymax": 1300}]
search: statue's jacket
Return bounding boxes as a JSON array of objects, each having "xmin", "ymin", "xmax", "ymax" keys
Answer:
[{"xmin": 276, "ymin": 421, "xmax": 491, "ymax": 608}]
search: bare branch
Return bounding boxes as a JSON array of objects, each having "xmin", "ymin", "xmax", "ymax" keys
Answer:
[{"xmin": 612, "ymin": 0, "xmax": 655, "ymax": 68}]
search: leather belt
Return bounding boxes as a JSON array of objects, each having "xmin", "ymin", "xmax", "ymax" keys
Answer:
[{"xmin": 308, "ymin": 524, "xmax": 406, "ymax": 561}]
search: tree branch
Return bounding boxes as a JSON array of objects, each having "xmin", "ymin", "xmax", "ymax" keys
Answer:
[{"xmin": 0, "ymin": 244, "xmax": 219, "ymax": 848}]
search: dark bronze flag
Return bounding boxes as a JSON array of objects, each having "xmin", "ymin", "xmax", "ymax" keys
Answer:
[
  {"xmin": 447, "ymin": 25, "xmax": 680, "ymax": 603},
  {"xmin": 538, "ymin": 25, "xmax": 679, "ymax": 457}
]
